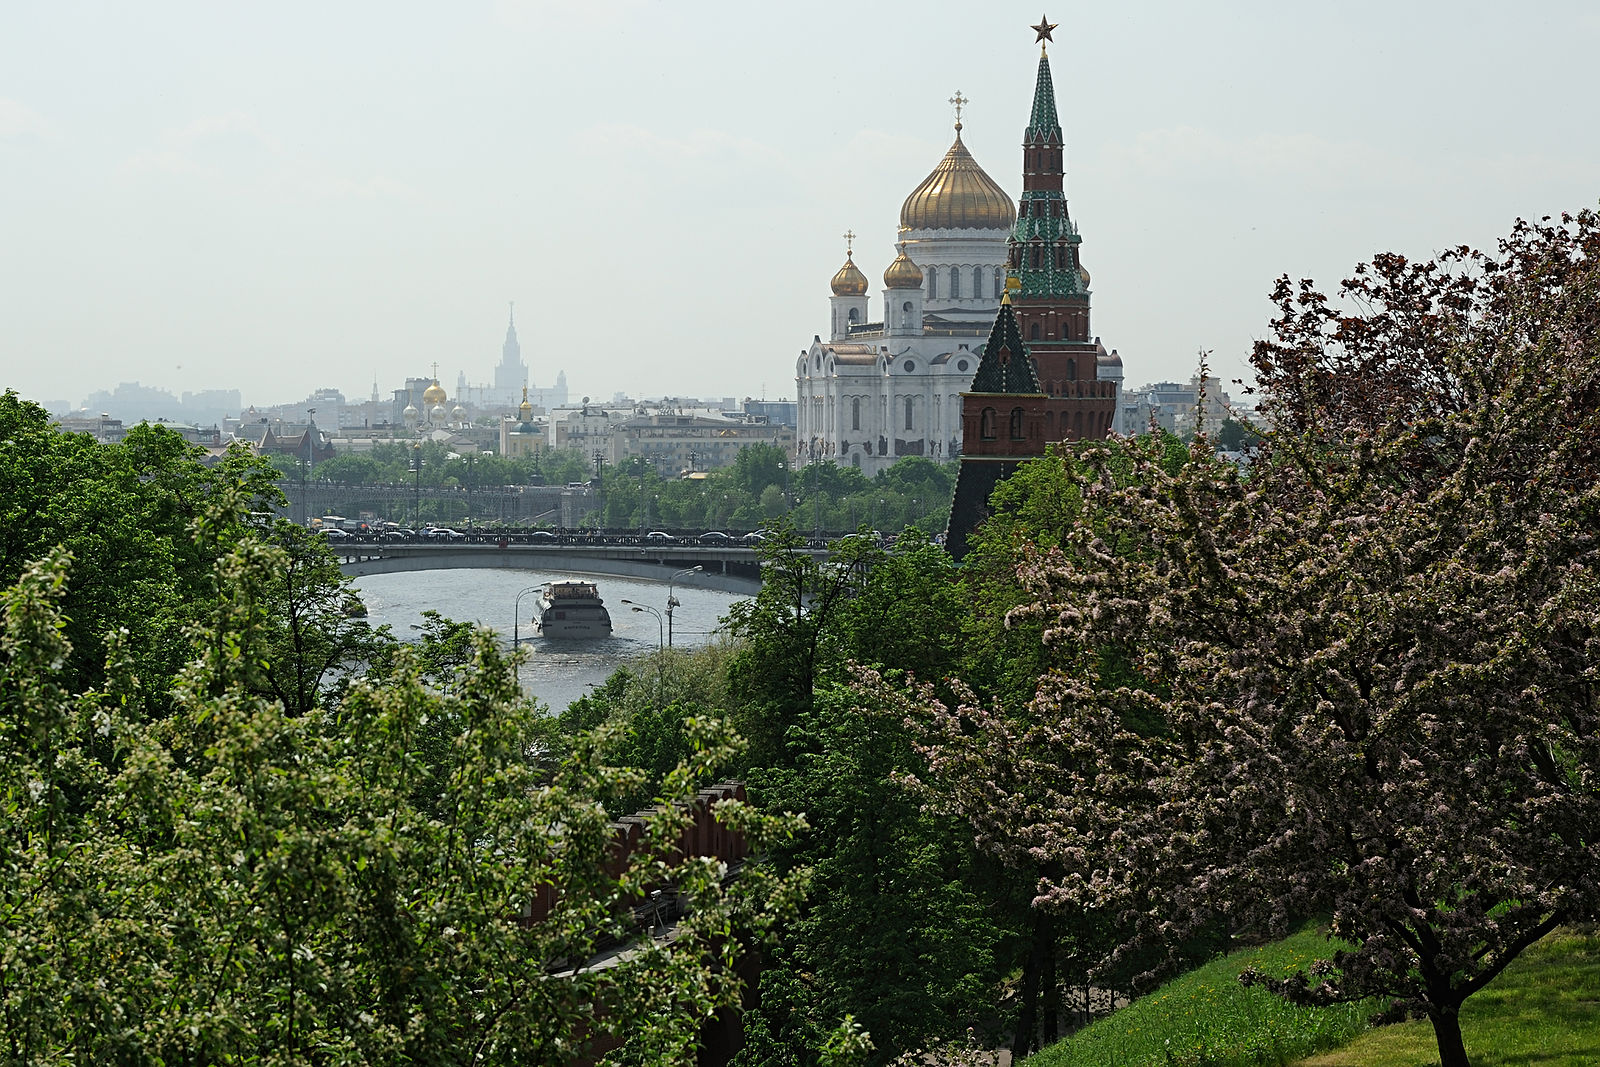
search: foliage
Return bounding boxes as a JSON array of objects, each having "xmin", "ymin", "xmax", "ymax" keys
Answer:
[
  {"xmin": 899, "ymin": 213, "xmax": 1600, "ymax": 1067},
  {"xmin": 1023, "ymin": 925, "xmax": 1380, "ymax": 1067},
  {"xmin": 735, "ymin": 682, "xmax": 1014, "ymax": 1066},
  {"xmin": 0, "ymin": 392, "xmax": 282, "ymax": 706},
  {"xmin": 0, "ymin": 530, "xmax": 805, "ymax": 1063}
]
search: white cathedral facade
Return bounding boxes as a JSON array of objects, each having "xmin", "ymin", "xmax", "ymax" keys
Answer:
[{"xmin": 795, "ymin": 108, "xmax": 1017, "ymax": 477}]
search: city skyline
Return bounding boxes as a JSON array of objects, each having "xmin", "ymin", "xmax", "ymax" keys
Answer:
[{"xmin": 4, "ymin": 2, "xmax": 1599, "ymax": 411}]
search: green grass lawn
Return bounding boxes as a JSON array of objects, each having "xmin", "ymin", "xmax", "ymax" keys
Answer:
[
  {"xmin": 1022, "ymin": 926, "xmax": 1600, "ymax": 1067},
  {"xmin": 1022, "ymin": 925, "xmax": 1379, "ymax": 1067},
  {"xmin": 1295, "ymin": 927, "xmax": 1600, "ymax": 1067}
]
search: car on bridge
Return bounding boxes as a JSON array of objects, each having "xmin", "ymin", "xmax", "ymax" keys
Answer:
[
  {"xmin": 645, "ymin": 530, "xmax": 675, "ymax": 544},
  {"xmin": 698, "ymin": 530, "xmax": 734, "ymax": 544},
  {"xmin": 420, "ymin": 527, "xmax": 466, "ymax": 542}
]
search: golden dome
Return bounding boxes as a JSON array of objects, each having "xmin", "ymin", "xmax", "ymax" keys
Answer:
[
  {"xmin": 519, "ymin": 397, "xmax": 533, "ymax": 417},
  {"xmin": 1078, "ymin": 264, "xmax": 1091, "ymax": 288},
  {"xmin": 883, "ymin": 244, "xmax": 924, "ymax": 290},
  {"xmin": 899, "ymin": 129, "xmax": 1015, "ymax": 232},
  {"xmin": 831, "ymin": 253, "xmax": 869, "ymax": 296},
  {"xmin": 422, "ymin": 380, "xmax": 447, "ymax": 405}
]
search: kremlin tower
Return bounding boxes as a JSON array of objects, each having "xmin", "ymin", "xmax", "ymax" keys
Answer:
[{"xmin": 945, "ymin": 15, "xmax": 1120, "ymax": 559}]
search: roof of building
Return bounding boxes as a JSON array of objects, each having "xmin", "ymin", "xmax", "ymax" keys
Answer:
[{"xmin": 899, "ymin": 127, "xmax": 1016, "ymax": 232}]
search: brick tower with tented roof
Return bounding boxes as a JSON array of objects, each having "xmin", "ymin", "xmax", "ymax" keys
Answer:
[{"xmin": 945, "ymin": 15, "xmax": 1118, "ymax": 560}]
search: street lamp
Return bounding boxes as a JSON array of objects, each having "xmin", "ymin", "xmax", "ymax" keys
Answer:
[
  {"xmin": 513, "ymin": 584, "xmax": 543, "ymax": 649},
  {"xmin": 666, "ymin": 565, "xmax": 702, "ymax": 648},
  {"xmin": 620, "ymin": 599, "xmax": 665, "ymax": 704},
  {"xmin": 411, "ymin": 442, "xmax": 422, "ymax": 528}
]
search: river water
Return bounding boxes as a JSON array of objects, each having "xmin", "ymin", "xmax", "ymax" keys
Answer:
[{"xmin": 351, "ymin": 568, "xmax": 750, "ymax": 712}]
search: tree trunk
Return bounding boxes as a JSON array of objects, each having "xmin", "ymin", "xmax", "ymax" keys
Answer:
[
  {"xmin": 1040, "ymin": 920, "xmax": 1058, "ymax": 1045},
  {"xmin": 1011, "ymin": 911, "xmax": 1056, "ymax": 1060},
  {"xmin": 1429, "ymin": 1007, "xmax": 1471, "ymax": 1067}
]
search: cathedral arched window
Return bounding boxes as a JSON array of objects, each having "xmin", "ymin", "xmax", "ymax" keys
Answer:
[
  {"xmin": 972, "ymin": 269, "xmax": 984, "ymax": 299},
  {"xmin": 1067, "ymin": 358, "xmax": 1077, "ymax": 380},
  {"xmin": 950, "ymin": 269, "xmax": 960, "ymax": 299},
  {"xmin": 1073, "ymin": 410, "xmax": 1084, "ymax": 438},
  {"xmin": 980, "ymin": 407, "xmax": 997, "ymax": 440},
  {"xmin": 848, "ymin": 307, "xmax": 859, "ymax": 323},
  {"xmin": 994, "ymin": 267, "xmax": 1004, "ymax": 294},
  {"xmin": 928, "ymin": 268, "xmax": 938, "ymax": 300},
  {"xmin": 1009, "ymin": 407, "xmax": 1025, "ymax": 440},
  {"xmin": 1009, "ymin": 245, "xmax": 1021, "ymax": 269},
  {"xmin": 1030, "ymin": 322, "xmax": 1041, "ymax": 341},
  {"xmin": 851, "ymin": 397, "xmax": 861, "ymax": 431},
  {"xmin": 1030, "ymin": 244, "xmax": 1042, "ymax": 269},
  {"xmin": 904, "ymin": 396, "xmax": 914, "ymax": 430},
  {"xmin": 1055, "ymin": 244, "xmax": 1067, "ymax": 270}
]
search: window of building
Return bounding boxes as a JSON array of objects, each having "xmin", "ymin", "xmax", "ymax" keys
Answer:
[
  {"xmin": 928, "ymin": 268, "xmax": 938, "ymax": 300},
  {"xmin": 1030, "ymin": 322, "xmax": 1041, "ymax": 341},
  {"xmin": 1067, "ymin": 358, "xmax": 1076, "ymax": 380},
  {"xmin": 980, "ymin": 407, "xmax": 997, "ymax": 440},
  {"xmin": 950, "ymin": 269, "xmax": 960, "ymax": 299},
  {"xmin": 1010, "ymin": 407, "xmax": 1025, "ymax": 439},
  {"xmin": 904, "ymin": 396, "xmax": 914, "ymax": 430},
  {"xmin": 851, "ymin": 397, "xmax": 861, "ymax": 431}
]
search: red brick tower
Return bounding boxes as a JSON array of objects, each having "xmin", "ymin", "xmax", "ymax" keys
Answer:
[{"xmin": 946, "ymin": 15, "xmax": 1117, "ymax": 559}]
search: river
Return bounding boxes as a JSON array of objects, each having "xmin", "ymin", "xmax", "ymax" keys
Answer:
[{"xmin": 351, "ymin": 567, "xmax": 750, "ymax": 712}]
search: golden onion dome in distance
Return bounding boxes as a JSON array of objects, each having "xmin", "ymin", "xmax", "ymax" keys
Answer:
[
  {"xmin": 422, "ymin": 380, "xmax": 447, "ymax": 405},
  {"xmin": 899, "ymin": 125, "xmax": 1016, "ymax": 232},
  {"xmin": 884, "ymin": 244, "xmax": 924, "ymax": 289},
  {"xmin": 1079, "ymin": 264, "xmax": 1091, "ymax": 288},
  {"xmin": 830, "ymin": 253, "xmax": 869, "ymax": 297}
]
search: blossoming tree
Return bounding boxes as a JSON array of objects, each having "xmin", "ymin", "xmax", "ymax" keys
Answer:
[{"xmin": 892, "ymin": 212, "xmax": 1600, "ymax": 1067}]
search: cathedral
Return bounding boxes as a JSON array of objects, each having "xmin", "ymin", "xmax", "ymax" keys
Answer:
[{"xmin": 794, "ymin": 94, "xmax": 1017, "ymax": 478}]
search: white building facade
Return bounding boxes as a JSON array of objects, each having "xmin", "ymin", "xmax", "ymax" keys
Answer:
[{"xmin": 796, "ymin": 113, "xmax": 1016, "ymax": 477}]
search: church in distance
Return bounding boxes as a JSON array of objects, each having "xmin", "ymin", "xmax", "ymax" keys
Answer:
[{"xmin": 795, "ymin": 14, "xmax": 1124, "ymax": 543}]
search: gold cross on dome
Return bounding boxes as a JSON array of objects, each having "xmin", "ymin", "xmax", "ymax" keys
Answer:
[
  {"xmin": 949, "ymin": 90, "xmax": 968, "ymax": 130},
  {"xmin": 843, "ymin": 229, "xmax": 856, "ymax": 254}
]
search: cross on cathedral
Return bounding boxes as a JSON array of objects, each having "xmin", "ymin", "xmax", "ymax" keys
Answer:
[
  {"xmin": 949, "ymin": 90, "xmax": 967, "ymax": 132},
  {"xmin": 842, "ymin": 229, "xmax": 856, "ymax": 254}
]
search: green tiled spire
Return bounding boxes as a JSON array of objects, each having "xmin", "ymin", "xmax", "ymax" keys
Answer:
[
  {"xmin": 971, "ymin": 297, "xmax": 1041, "ymax": 394},
  {"xmin": 1010, "ymin": 46, "xmax": 1085, "ymax": 301},
  {"xmin": 1027, "ymin": 53, "xmax": 1061, "ymax": 142}
]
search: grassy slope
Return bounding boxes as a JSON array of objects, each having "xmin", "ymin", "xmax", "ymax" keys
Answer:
[
  {"xmin": 1023, "ymin": 925, "xmax": 1377, "ymax": 1067},
  {"xmin": 1024, "ymin": 927, "xmax": 1600, "ymax": 1067},
  {"xmin": 1296, "ymin": 927, "xmax": 1600, "ymax": 1067}
]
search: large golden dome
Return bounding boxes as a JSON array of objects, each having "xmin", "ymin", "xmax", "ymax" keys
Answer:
[
  {"xmin": 883, "ymin": 244, "xmax": 924, "ymax": 290},
  {"xmin": 422, "ymin": 380, "xmax": 447, "ymax": 405},
  {"xmin": 899, "ymin": 129, "xmax": 1015, "ymax": 232},
  {"xmin": 830, "ymin": 253, "xmax": 869, "ymax": 296}
]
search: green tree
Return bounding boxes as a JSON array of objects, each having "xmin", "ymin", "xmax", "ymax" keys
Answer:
[{"xmin": 1, "ymin": 535, "xmax": 804, "ymax": 1064}]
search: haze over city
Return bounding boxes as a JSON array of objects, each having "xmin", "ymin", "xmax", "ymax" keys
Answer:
[{"xmin": 4, "ymin": 0, "xmax": 1598, "ymax": 412}]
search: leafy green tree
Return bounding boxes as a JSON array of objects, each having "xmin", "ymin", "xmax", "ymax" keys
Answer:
[
  {"xmin": 1, "ymin": 533, "xmax": 804, "ymax": 1064},
  {"xmin": 0, "ymin": 393, "xmax": 281, "ymax": 706}
]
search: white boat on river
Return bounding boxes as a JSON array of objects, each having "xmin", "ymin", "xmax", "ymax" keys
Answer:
[{"xmin": 533, "ymin": 580, "xmax": 613, "ymax": 638}]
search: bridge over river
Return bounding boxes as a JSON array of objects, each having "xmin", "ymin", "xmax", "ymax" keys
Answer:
[{"xmin": 334, "ymin": 541, "xmax": 802, "ymax": 595}]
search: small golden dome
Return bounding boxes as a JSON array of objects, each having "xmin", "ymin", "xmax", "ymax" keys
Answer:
[
  {"xmin": 1078, "ymin": 264, "xmax": 1091, "ymax": 288},
  {"xmin": 883, "ymin": 244, "xmax": 924, "ymax": 289},
  {"xmin": 831, "ymin": 253, "xmax": 869, "ymax": 297},
  {"xmin": 519, "ymin": 398, "xmax": 533, "ymax": 417},
  {"xmin": 899, "ymin": 130, "xmax": 1016, "ymax": 232},
  {"xmin": 422, "ymin": 380, "xmax": 447, "ymax": 405}
]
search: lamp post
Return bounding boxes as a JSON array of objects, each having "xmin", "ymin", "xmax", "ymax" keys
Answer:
[
  {"xmin": 411, "ymin": 443, "xmax": 422, "ymax": 529},
  {"xmin": 620, "ymin": 599, "xmax": 665, "ymax": 705},
  {"xmin": 666, "ymin": 565, "xmax": 702, "ymax": 648},
  {"xmin": 513, "ymin": 584, "xmax": 544, "ymax": 649}
]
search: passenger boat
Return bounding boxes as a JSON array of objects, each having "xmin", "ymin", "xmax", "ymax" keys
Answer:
[{"xmin": 533, "ymin": 580, "xmax": 613, "ymax": 638}]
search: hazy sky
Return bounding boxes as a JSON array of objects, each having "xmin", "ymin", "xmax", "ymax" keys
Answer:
[{"xmin": 4, "ymin": 1, "xmax": 1598, "ymax": 412}]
